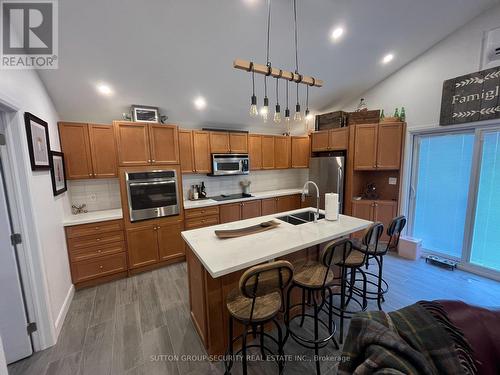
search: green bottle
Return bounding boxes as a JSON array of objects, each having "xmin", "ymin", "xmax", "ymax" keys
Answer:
[
  {"xmin": 400, "ymin": 107, "xmax": 406, "ymax": 121},
  {"xmin": 393, "ymin": 108, "xmax": 399, "ymax": 118},
  {"xmin": 380, "ymin": 109, "xmax": 385, "ymax": 120}
]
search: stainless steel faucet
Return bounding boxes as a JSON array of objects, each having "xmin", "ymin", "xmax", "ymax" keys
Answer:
[{"xmin": 301, "ymin": 180, "xmax": 320, "ymax": 223}]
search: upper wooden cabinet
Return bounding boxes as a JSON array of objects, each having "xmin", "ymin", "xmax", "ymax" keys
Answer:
[
  {"xmin": 209, "ymin": 131, "xmax": 248, "ymax": 154},
  {"xmin": 353, "ymin": 122, "xmax": 403, "ymax": 171},
  {"xmin": 193, "ymin": 131, "xmax": 211, "ymax": 173},
  {"xmin": 58, "ymin": 122, "xmax": 117, "ymax": 180},
  {"xmin": 291, "ymin": 136, "xmax": 310, "ymax": 168},
  {"xmin": 114, "ymin": 122, "xmax": 179, "ymax": 166},
  {"xmin": 311, "ymin": 128, "xmax": 348, "ymax": 152},
  {"xmin": 179, "ymin": 129, "xmax": 195, "ymax": 173},
  {"xmin": 261, "ymin": 135, "xmax": 275, "ymax": 169},
  {"xmin": 248, "ymin": 134, "xmax": 262, "ymax": 170},
  {"xmin": 274, "ymin": 136, "xmax": 291, "ymax": 169}
]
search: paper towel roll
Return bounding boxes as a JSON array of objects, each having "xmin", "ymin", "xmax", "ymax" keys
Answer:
[{"xmin": 325, "ymin": 193, "xmax": 339, "ymax": 221}]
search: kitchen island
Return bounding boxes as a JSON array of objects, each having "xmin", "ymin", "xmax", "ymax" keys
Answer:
[{"xmin": 181, "ymin": 207, "xmax": 372, "ymax": 355}]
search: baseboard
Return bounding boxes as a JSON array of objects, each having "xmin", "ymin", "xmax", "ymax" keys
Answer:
[{"xmin": 54, "ymin": 285, "xmax": 74, "ymax": 338}]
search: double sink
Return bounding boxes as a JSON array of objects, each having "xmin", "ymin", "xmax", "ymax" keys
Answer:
[{"xmin": 277, "ymin": 210, "xmax": 325, "ymax": 225}]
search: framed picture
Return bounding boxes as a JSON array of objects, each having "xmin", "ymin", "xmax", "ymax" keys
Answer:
[
  {"xmin": 131, "ymin": 105, "xmax": 159, "ymax": 123},
  {"xmin": 24, "ymin": 112, "xmax": 51, "ymax": 170},
  {"xmin": 49, "ymin": 151, "xmax": 67, "ymax": 196}
]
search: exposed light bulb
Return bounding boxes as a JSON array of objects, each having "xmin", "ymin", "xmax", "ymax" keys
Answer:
[
  {"xmin": 273, "ymin": 104, "xmax": 281, "ymax": 123},
  {"xmin": 304, "ymin": 109, "xmax": 313, "ymax": 133},
  {"xmin": 261, "ymin": 97, "xmax": 269, "ymax": 122},
  {"xmin": 294, "ymin": 104, "xmax": 302, "ymax": 122},
  {"xmin": 284, "ymin": 108, "xmax": 291, "ymax": 123},
  {"xmin": 249, "ymin": 94, "xmax": 258, "ymax": 117}
]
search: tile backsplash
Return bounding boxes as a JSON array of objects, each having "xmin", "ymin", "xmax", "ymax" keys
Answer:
[
  {"xmin": 67, "ymin": 179, "xmax": 121, "ymax": 212},
  {"xmin": 182, "ymin": 169, "xmax": 309, "ymax": 199}
]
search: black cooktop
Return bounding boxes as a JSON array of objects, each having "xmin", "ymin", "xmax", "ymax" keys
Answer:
[{"xmin": 210, "ymin": 193, "xmax": 253, "ymax": 201}]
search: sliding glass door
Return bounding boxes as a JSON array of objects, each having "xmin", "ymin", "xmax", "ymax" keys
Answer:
[{"xmin": 409, "ymin": 127, "xmax": 500, "ymax": 277}]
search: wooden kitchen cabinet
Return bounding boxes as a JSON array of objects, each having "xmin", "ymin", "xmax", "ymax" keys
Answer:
[
  {"xmin": 274, "ymin": 136, "xmax": 291, "ymax": 169},
  {"xmin": 291, "ymin": 136, "xmax": 310, "ymax": 168},
  {"xmin": 262, "ymin": 135, "xmax": 275, "ymax": 169},
  {"xmin": 248, "ymin": 134, "xmax": 262, "ymax": 170},
  {"xmin": 229, "ymin": 133, "xmax": 248, "ymax": 153},
  {"xmin": 193, "ymin": 131, "xmax": 211, "ymax": 173},
  {"xmin": 311, "ymin": 128, "xmax": 348, "ymax": 152},
  {"xmin": 59, "ymin": 122, "xmax": 118, "ymax": 179},
  {"xmin": 240, "ymin": 200, "xmax": 262, "ymax": 219},
  {"xmin": 114, "ymin": 121, "xmax": 180, "ymax": 166},
  {"xmin": 261, "ymin": 198, "xmax": 277, "ymax": 215},
  {"xmin": 276, "ymin": 195, "xmax": 301, "ymax": 212},
  {"xmin": 351, "ymin": 199, "xmax": 397, "ymax": 241},
  {"xmin": 127, "ymin": 219, "xmax": 184, "ymax": 269},
  {"xmin": 210, "ymin": 132, "xmax": 230, "ymax": 153},
  {"xmin": 354, "ymin": 123, "xmax": 403, "ymax": 171},
  {"xmin": 179, "ymin": 129, "xmax": 195, "ymax": 173},
  {"xmin": 219, "ymin": 203, "xmax": 242, "ymax": 224},
  {"xmin": 185, "ymin": 206, "xmax": 220, "ymax": 229}
]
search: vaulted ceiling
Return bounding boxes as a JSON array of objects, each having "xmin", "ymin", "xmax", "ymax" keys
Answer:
[{"xmin": 38, "ymin": 0, "xmax": 499, "ymax": 129}]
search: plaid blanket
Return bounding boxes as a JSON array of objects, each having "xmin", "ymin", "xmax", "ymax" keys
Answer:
[{"xmin": 339, "ymin": 301, "xmax": 477, "ymax": 375}]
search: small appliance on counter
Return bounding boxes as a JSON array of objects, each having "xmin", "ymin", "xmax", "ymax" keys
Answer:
[{"xmin": 239, "ymin": 179, "xmax": 251, "ymax": 195}]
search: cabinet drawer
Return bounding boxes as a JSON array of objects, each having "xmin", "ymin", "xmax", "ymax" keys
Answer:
[
  {"xmin": 68, "ymin": 230, "xmax": 125, "ymax": 251},
  {"xmin": 72, "ymin": 253, "xmax": 127, "ymax": 283},
  {"xmin": 69, "ymin": 241, "xmax": 125, "ymax": 262},
  {"xmin": 185, "ymin": 215, "xmax": 219, "ymax": 229},
  {"xmin": 185, "ymin": 206, "xmax": 220, "ymax": 219},
  {"xmin": 66, "ymin": 219, "xmax": 123, "ymax": 239}
]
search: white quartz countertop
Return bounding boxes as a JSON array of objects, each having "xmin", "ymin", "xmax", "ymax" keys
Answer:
[
  {"xmin": 181, "ymin": 207, "xmax": 372, "ymax": 278},
  {"xmin": 183, "ymin": 188, "xmax": 303, "ymax": 209},
  {"xmin": 63, "ymin": 208, "xmax": 123, "ymax": 226}
]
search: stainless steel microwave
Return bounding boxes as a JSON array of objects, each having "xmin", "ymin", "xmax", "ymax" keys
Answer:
[
  {"xmin": 211, "ymin": 154, "xmax": 249, "ymax": 176},
  {"xmin": 125, "ymin": 170, "xmax": 180, "ymax": 222}
]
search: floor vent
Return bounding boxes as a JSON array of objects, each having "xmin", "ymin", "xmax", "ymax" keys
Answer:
[{"xmin": 425, "ymin": 255, "xmax": 457, "ymax": 270}]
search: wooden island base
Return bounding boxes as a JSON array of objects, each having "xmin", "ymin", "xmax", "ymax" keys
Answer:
[{"xmin": 186, "ymin": 244, "xmax": 330, "ymax": 356}]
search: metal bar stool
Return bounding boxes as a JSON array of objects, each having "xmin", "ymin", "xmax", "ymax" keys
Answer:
[
  {"xmin": 352, "ymin": 216, "xmax": 406, "ymax": 310},
  {"xmin": 329, "ymin": 223, "xmax": 384, "ymax": 344},
  {"xmin": 224, "ymin": 260, "xmax": 294, "ymax": 375},
  {"xmin": 284, "ymin": 241, "xmax": 343, "ymax": 375}
]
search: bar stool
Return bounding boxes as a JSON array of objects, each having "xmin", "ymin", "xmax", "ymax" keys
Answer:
[
  {"xmin": 353, "ymin": 216, "xmax": 406, "ymax": 310},
  {"xmin": 332, "ymin": 223, "xmax": 384, "ymax": 343},
  {"xmin": 224, "ymin": 260, "xmax": 294, "ymax": 375},
  {"xmin": 284, "ymin": 242, "xmax": 343, "ymax": 375}
]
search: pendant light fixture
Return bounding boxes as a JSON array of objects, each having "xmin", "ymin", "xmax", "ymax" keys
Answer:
[{"xmin": 235, "ymin": 0, "xmax": 323, "ymax": 124}]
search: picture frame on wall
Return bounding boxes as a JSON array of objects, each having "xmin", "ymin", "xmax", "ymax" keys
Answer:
[
  {"xmin": 49, "ymin": 151, "xmax": 67, "ymax": 196},
  {"xmin": 131, "ymin": 105, "xmax": 160, "ymax": 123},
  {"xmin": 24, "ymin": 112, "xmax": 51, "ymax": 170}
]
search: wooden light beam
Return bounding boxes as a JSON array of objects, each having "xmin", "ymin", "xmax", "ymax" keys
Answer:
[{"xmin": 233, "ymin": 59, "xmax": 323, "ymax": 87}]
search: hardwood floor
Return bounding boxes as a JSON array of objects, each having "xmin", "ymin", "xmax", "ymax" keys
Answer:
[{"xmin": 8, "ymin": 254, "xmax": 500, "ymax": 375}]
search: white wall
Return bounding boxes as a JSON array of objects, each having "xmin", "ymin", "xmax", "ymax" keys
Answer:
[{"xmin": 0, "ymin": 68, "xmax": 72, "ymax": 348}]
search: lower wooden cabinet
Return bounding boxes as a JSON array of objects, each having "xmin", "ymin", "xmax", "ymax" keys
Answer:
[
  {"xmin": 276, "ymin": 195, "xmax": 301, "ymax": 212},
  {"xmin": 220, "ymin": 203, "xmax": 242, "ymax": 224},
  {"xmin": 241, "ymin": 200, "xmax": 261, "ymax": 219},
  {"xmin": 261, "ymin": 198, "xmax": 277, "ymax": 215},
  {"xmin": 127, "ymin": 219, "xmax": 184, "ymax": 269},
  {"xmin": 185, "ymin": 206, "xmax": 220, "ymax": 229},
  {"xmin": 351, "ymin": 199, "xmax": 397, "ymax": 241}
]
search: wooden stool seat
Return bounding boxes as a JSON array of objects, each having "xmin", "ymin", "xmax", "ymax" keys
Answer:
[
  {"xmin": 293, "ymin": 262, "xmax": 335, "ymax": 289},
  {"xmin": 340, "ymin": 249, "xmax": 365, "ymax": 267},
  {"xmin": 226, "ymin": 289, "xmax": 282, "ymax": 323}
]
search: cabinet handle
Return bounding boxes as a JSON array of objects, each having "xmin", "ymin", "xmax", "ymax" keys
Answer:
[
  {"xmin": 97, "ymin": 249, "xmax": 102, "ymax": 253},
  {"xmin": 157, "ymin": 226, "xmax": 161, "ymax": 229},
  {"xmin": 99, "ymin": 265, "xmax": 103, "ymax": 270},
  {"xmin": 152, "ymin": 159, "xmax": 156, "ymax": 162},
  {"xmin": 96, "ymin": 238, "xmax": 101, "ymax": 242},
  {"xmin": 88, "ymin": 173, "xmax": 92, "ymax": 177},
  {"xmin": 148, "ymin": 159, "xmax": 151, "ymax": 163},
  {"xmin": 95, "ymin": 227, "xmax": 99, "ymax": 230}
]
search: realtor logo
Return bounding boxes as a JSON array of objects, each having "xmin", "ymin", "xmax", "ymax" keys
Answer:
[{"xmin": 1, "ymin": 0, "xmax": 58, "ymax": 69}]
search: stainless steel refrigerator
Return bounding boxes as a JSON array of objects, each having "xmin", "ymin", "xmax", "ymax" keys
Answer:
[{"xmin": 308, "ymin": 151, "xmax": 346, "ymax": 213}]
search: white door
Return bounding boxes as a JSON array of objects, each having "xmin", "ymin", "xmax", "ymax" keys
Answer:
[{"xmin": 0, "ymin": 145, "xmax": 33, "ymax": 363}]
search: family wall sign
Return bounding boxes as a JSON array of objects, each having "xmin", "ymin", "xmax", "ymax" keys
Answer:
[{"xmin": 440, "ymin": 66, "xmax": 500, "ymax": 125}]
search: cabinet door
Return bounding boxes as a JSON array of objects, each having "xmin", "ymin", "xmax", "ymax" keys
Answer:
[
  {"xmin": 58, "ymin": 122, "xmax": 93, "ymax": 179},
  {"xmin": 311, "ymin": 131, "xmax": 329, "ymax": 152},
  {"xmin": 248, "ymin": 135, "xmax": 262, "ymax": 170},
  {"xmin": 351, "ymin": 200, "xmax": 374, "ymax": 239},
  {"xmin": 193, "ymin": 131, "xmax": 211, "ymax": 173},
  {"xmin": 262, "ymin": 136, "xmax": 275, "ymax": 169},
  {"xmin": 373, "ymin": 201, "xmax": 397, "ymax": 242},
  {"xmin": 179, "ymin": 130, "xmax": 195, "ymax": 173},
  {"xmin": 157, "ymin": 221, "xmax": 184, "ymax": 261},
  {"xmin": 88, "ymin": 124, "xmax": 118, "ymax": 178},
  {"xmin": 354, "ymin": 124, "xmax": 378, "ymax": 170},
  {"xmin": 276, "ymin": 195, "xmax": 298, "ymax": 213},
  {"xmin": 186, "ymin": 247, "xmax": 208, "ymax": 345},
  {"xmin": 291, "ymin": 136, "xmax": 310, "ymax": 168},
  {"xmin": 275, "ymin": 136, "xmax": 291, "ymax": 169},
  {"xmin": 376, "ymin": 123, "xmax": 403, "ymax": 170},
  {"xmin": 241, "ymin": 200, "xmax": 261, "ymax": 220},
  {"xmin": 229, "ymin": 133, "xmax": 248, "ymax": 153},
  {"xmin": 126, "ymin": 224, "xmax": 159, "ymax": 268},
  {"xmin": 149, "ymin": 124, "xmax": 179, "ymax": 165},
  {"xmin": 114, "ymin": 122, "xmax": 151, "ymax": 166},
  {"xmin": 210, "ymin": 132, "xmax": 230, "ymax": 153},
  {"xmin": 261, "ymin": 198, "xmax": 277, "ymax": 215},
  {"xmin": 329, "ymin": 128, "xmax": 349, "ymax": 150},
  {"xmin": 219, "ymin": 203, "xmax": 241, "ymax": 224}
]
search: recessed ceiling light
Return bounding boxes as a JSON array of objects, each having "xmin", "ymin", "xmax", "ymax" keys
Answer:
[
  {"xmin": 382, "ymin": 53, "xmax": 394, "ymax": 64},
  {"xmin": 330, "ymin": 27, "xmax": 344, "ymax": 41},
  {"xmin": 96, "ymin": 83, "xmax": 113, "ymax": 96},
  {"xmin": 194, "ymin": 96, "xmax": 207, "ymax": 110},
  {"xmin": 242, "ymin": 0, "xmax": 260, "ymax": 7}
]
